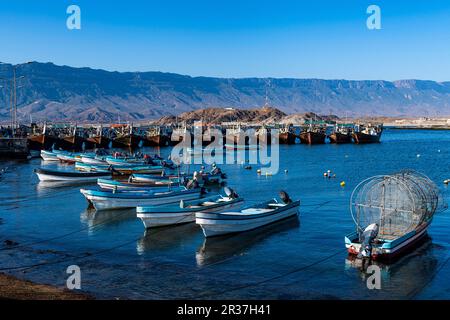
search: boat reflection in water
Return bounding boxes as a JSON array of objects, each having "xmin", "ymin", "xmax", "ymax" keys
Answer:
[
  {"xmin": 136, "ymin": 223, "xmax": 201, "ymax": 254},
  {"xmin": 345, "ymin": 237, "xmax": 439, "ymax": 299},
  {"xmin": 196, "ymin": 216, "xmax": 299, "ymax": 267},
  {"xmin": 80, "ymin": 208, "xmax": 137, "ymax": 231}
]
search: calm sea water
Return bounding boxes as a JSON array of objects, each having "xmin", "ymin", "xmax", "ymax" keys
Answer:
[{"xmin": 0, "ymin": 128, "xmax": 449, "ymax": 300}]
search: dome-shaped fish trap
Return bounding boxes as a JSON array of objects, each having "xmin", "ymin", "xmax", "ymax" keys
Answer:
[{"xmin": 350, "ymin": 171, "xmax": 441, "ymax": 241}]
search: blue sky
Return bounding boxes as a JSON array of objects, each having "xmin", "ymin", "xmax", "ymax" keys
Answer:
[{"xmin": 0, "ymin": 0, "xmax": 450, "ymax": 80}]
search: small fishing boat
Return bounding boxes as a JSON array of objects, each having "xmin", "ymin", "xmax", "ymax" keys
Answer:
[
  {"xmin": 35, "ymin": 168, "xmax": 111, "ymax": 182},
  {"xmin": 75, "ymin": 162, "xmax": 165, "ymax": 175},
  {"xmin": 80, "ymin": 187, "xmax": 203, "ymax": 211},
  {"xmin": 329, "ymin": 124, "xmax": 353, "ymax": 144},
  {"xmin": 345, "ymin": 171, "xmax": 442, "ymax": 262},
  {"xmin": 224, "ymin": 143, "xmax": 258, "ymax": 151},
  {"xmin": 97, "ymin": 178, "xmax": 181, "ymax": 190},
  {"xmin": 299, "ymin": 122, "xmax": 327, "ymax": 145},
  {"xmin": 40, "ymin": 150, "xmax": 60, "ymax": 161},
  {"xmin": 137, "ymin": 188, "xmax": 244, "ymax": 228},
  {"xmin": 278, "ymin": 125, "xmax": 297, "ymax": 145},
  {"xmin": 105, "ymin": 156, "xmax": 147, "ymax": 166},
  {"xmin": 196, "ymin": 191, "xmax": 300, "ymax": 237},
  {"xmin": 80, "ymin": 154, "xmax": 108, "ymax": 165},
  {"xmin": 352, "ymin": 123, "xmax": 383, "ymax": 144},
  {"xmin": 56, "ymin": 152, "xmax": 81, "ymax": 164}
]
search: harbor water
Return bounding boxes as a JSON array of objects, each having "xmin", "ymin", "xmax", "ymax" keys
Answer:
[{"xmin": 0, "ymin": 128, "xmax": 449, "ymax": 299}]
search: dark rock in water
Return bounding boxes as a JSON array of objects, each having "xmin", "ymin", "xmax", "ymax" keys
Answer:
[{"xmin": 4, "ymin": 239, "xmax": 19, "ymax": 246}]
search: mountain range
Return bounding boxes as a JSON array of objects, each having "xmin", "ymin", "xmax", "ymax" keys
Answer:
[{"xmin": 0, "ymin": 62, "xmax": 449, "ymax": 123}]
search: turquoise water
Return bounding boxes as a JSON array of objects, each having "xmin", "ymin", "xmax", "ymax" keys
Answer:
[{"xmin": 0, "ymin": 128, "xmax": 449, "ymax": 299}]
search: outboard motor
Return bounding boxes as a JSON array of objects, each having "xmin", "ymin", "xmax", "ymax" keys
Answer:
[
  {"xmin": 224, "ymin": 187, "xmax": 239, "ymax": 199},
  {"xmin": 279, "ymin": 191, "xmax": 292, "ymax": 204},
  {"xmin": 357, "ymin": 223, "xmax": 379, "ymax": 259}
]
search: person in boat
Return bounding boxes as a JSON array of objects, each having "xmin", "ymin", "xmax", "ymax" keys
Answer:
[
  {"xmin": 210, "ymin": 163, "xmax": 222, "ymax": 175},
  {"xmin": 143, "ymin": 154, "xmax": 156, "ymax": 165}
]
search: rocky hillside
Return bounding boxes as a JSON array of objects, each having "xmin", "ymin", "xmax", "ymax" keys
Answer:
[{"xmin": 1, "ymin": 62, "xmax": 449, "ymax": 123}]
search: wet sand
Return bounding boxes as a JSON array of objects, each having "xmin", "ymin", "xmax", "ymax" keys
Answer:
[{"xmin": 0, "ymin": 272, "xmax": 92, "ymax": 300}]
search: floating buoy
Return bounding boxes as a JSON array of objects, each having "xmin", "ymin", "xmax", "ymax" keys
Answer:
[
  {"xmin": 323, "ymin": 172, "xmax": 328, "ymax": 177},
  {"xmin": 256, "ymin": 169, "xmax": 261, "ymax": 174},
  {"xmin": 265, "ymin": 172, "xmax": 272, "ymax": 176},
  {"xmin": 417, "ymin": 154, "xmax": 421, "ymax": 158},
  {"xmin": 438, "ymin": 150, "xmax": 441, "ymax": 153},
  {"xmin": 284, "ymin": 169, "xmax": 288, "ymax": 174},
  {"xmin": 444, "ymin": 179, "xmax": 450, "ymax": 185},
  {"xmin": 340, "ymin": 181, "xmax": 346, "ymax": 187}
]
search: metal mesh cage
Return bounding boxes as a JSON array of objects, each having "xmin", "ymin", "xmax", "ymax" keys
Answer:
[{"xmin": 350, "ymin": 171, "xmax": 441, "ymax": 240}]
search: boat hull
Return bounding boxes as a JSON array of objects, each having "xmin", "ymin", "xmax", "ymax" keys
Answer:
[
  {"xmin": 345, "ymin": 224, "xmax": 429, "ymax": 262},
  {"xmin": 137, "ymin": 198, "xmax": 244, "ymax": 228},
  {"xmin": 80, "ymin": 188, "xmax": 202, "ymax": 211},
  {"xmin": 329, "ymin": 132, "xmax": 353, "ymax": 144},
  {"xmin": 145, "ymin": 134, "xmax": 171, "ymax": 147},
  {"xmin": 279, "ymin": 132, "xmax": 296, "ymax": 145},
  {"xmin": 81, "ymin": 155, "xmax": 108, "ymax": 165},
  {"xmin": 196, "ymin": 202, "xmax": 300, "ymax": 237},
  {"xmin": 86, "ymin": 135, "xmax": 111, "ymax": 149},
  {"xmin": 113, "ymin": 134, "xmax": 143, "ymax": 148},
  {"xmin": 35, "ymin": 169, "xmax": 111, "ymax": 182},
  {"xmin": 299, "ymin": 132, "xmax": 326, "ymax": 145},
  {"xmin": 352, "ymin": 132, "xmax": 382, "ymax": 144},
  {"xmin": 40, "ymin": 150, "xmax": 60, "ymax": 161}
]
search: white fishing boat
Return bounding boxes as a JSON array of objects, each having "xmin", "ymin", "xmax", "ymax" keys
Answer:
[
  {"xmin": 137, "ymin": 188, "xmax": 244, "ymax": 228},
  {"xmin": 35, "ymin": 168, "xmax": 111, "ymax": 182},
  {"xmin": 97, "ymin": 178, "xmax": 182, "ymax": 190},
  {"xmin": 196, "ymin": 191, "xmax": 300, "ymax": 237},
  {"xmin": 40, "ymin": 150, "xmax": 59, "ymax": 161},
  {"xmin": 81, "ymin": 154, "xmax": 108, "ymax": 165},
  {"xmin": 80, "ymin": 187, "xmax": 203, "ymax": 211},
  {"xmin": 56, "ymin": 153, "xmax": 81, "ymax": 163}
]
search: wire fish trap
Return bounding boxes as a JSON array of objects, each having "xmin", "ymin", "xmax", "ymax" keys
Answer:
[{"xmin": 345, "ymin": 170, "xmax": 444, "ymax": 261}]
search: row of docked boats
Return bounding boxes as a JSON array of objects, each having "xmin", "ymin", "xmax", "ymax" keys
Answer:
[
  {"xmin": 35, "ymin": 148, "xmax": 301, "ymax": 238},
  {"xmin": 299, "ymin": 123, "xmax": 383, "ymax": 144},
  {"xmin": 27, "ymin": 122, "xmax": 383, "ymax": 152},
  {"xmin": 28, "ymin": 124, "xmax": 173, "ymax": 151}
]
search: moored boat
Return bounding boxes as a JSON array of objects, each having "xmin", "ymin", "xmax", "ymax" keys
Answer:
[
  {"xmin": 196, "ymin": 191, "xmax": 300, "ymax": 237},
  {"xmin": 329, "ymin": 124, "xmax": 353, "ymax": 144},
  {"xmin": 278, "ymin": 125, "xmax": 297, "ymax": 145},
  {"xmin": 97, "ymin": 178, "xmax": 182, "ymax": 190},
  {"xmin": 35, "ymin": 168, "xmax": 111, "ymax": 182},
  {"xmin": 345, "ymin": 171, "xmax": 442, "ymax": 262},
  {"xmin": 40, "ymin": 150, "xmax": 60, "ymax": 161},
  {"xmin": 137, "ymin": 188, "xmax": 244, "ymax": 228},
  {"xmin": 80, "ymin": 186, "xmax": 204, "ymax": 211},
  {"xmin": 352, "ymin": 123, "xmax": 383, "ymax": 144}
]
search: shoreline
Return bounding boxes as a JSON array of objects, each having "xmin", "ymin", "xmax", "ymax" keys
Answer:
[{"xmin": 0, "ymin": 272, "xmax": 93, "ymax": 300}]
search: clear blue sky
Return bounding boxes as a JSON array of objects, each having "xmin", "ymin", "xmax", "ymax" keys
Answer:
[{"xmin": 0, "ymin": 0, "xmax": 450, "ymax": 81}]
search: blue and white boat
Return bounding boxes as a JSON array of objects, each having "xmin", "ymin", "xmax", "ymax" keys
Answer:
[
  {"xmin": 81, "ymin": 154, "xmax": 108, "ymax": 165},
  {"xmin": 80, "ymin": 187, "xmax": 203, "ymax": 211},
  {"xmin": 105, "ymin": 156, "xmax": 147, "ymax": 166},
  {"xmin": 97, "ymin": 178, "xmax": 181, "ymax": 190},
  {"xmin": 344, "ymin": 171, "xmax": 442, "ymax": 262},
  {"xmin": 137, "ymin": 188, "xmax": 243, "ymax": 228},
  {"xmin": 35, "ymin": 168, "xmax": 111, "ymax": 182},
  {"xmin": 75, "ymin": 162, "xmax": 165, "ymax": 175},
  {"xmin": 40, "ymin": 150, "xmax": 60, "ymax": 161},
  {"xmin": 196, "ymin": 191, "xmax": 300, "ymax": 237}
]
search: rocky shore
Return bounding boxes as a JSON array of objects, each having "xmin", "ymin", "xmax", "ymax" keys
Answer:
[{"xmin": 0, "ymin": 273, "xmax": 92, "ymax": 300}]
